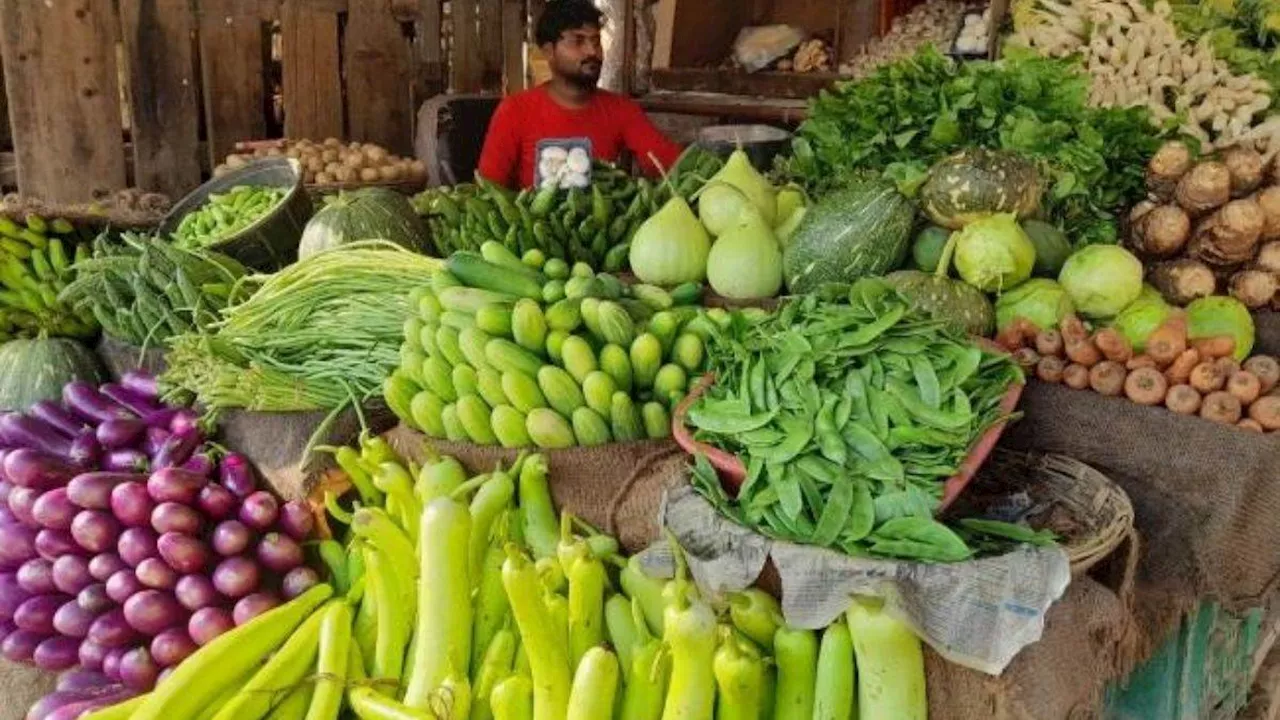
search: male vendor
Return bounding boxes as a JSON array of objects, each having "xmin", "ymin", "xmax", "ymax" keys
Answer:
[{"xmin": 477, "ymin": 0, "xmax": 683, "ymax": 189}]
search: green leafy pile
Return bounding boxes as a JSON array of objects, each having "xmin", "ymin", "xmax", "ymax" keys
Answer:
[
  {"xmin": 779, "ymin": 47, "xmax": 1169, "ymax": 246},
  {"xmin": 1169, "ymin": 0, "xmax": 1280, "ymax": 105},
  {"xmin": 687, "ymin": 279, "xmax": 1035, "ymax": 562}
]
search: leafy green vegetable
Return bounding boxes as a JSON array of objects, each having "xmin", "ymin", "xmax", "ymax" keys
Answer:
[
  {"xmin": 779, "ymin": 47, "xmax": 1168, "ymax": 246},
  {"xmin": 686, "ymin": 279, "xmax": 1026, "ymax": 562}
]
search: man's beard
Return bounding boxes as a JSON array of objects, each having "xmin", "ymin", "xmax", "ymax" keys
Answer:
[{"xmin": 565, "ymin": 61, "xmax": 601, "ymax": 89}]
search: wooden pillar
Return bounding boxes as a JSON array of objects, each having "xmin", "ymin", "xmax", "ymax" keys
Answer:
[
  {"xmin": 198, "ymin": 0, "xmax": 267, "ymax": 165},
  {"xmin": 280, "ymin": 0, "xmax": 343, "ymax": 141},
  {"xmin": 345, "ymin": 0, "xmax": 414, "ymax": 155}
]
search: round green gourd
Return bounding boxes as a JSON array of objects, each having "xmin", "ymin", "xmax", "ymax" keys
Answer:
[
  {"xmin": 0, "ymin": 337, "xmax": 106, "ymax": 412},
  {"xmin": 911, "ymin": 226, "xmax": 952, "ymax": 272},
  {"xmin": 1020, "ymin": 219, "xmax": 1072, "ymax": 276},
  {"xmin": 882, "ymin": 270, "xmax": 995, "ymax": 337},
  {"xmin": 298, "ymin": 188, "xmax": 430, "ymax": 258},
  {"xmin": 919, "ymin": 148, "xmax": 1042, "ymax": 229}
]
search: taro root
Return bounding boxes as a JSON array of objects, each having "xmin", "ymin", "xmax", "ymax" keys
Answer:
[
  {"xmin": 1131, "ymin": 204, "xmax": 1191, "ymax": 258},
  {"xmin": 1255, "ymin": 240, "xmax": 1280, "ymax": 275},
  {"xmin": 1148, "ymin": 141, "xmax": 1193, "ymax": 200},
  {"xmin": 1255, "ymin": 187, "xmax": 1280, "ymax": 241},
  {"xmin": 1151, "ymin": 259, "xmax": 1218, "ymax": 305},
  {"xmin": 1229, "ymin": 269, "xmax": 1278, "ymax": 309},
  {"xmin": 1176, "ymin": 161, "xmax": 1231, "ymax": 216},
  {"xmin": 1223, "ymin": 146, "xmax": 1265, "ymax": 197},
  {"xmin": 1187, "ymin": 198, "xmax": 1264, "ymax": 269}
]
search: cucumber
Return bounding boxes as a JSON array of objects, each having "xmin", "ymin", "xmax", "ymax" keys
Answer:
[{"xmin": 447, "ymin": 252, "xmax": 544, "ymax": 299}]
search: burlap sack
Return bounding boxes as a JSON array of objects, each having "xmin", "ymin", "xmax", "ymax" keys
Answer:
[
  {"xmin": 96, "ymin": 335, "xmax": 167, "ymax": 381},
  {"xmin": 1000, "ymin": 381, "xmax": 1280, "ymax": 668},
  {"xmin": 0, "ymin": 660, "xmax": 58, "ymax": 720},
  {"xmin": 222, "ymin": 403, "xmax": 397, "ymax": 502},
  {"xmin": 1256, "ymin": 310, "xmax": 1280, "ymax": 356}
]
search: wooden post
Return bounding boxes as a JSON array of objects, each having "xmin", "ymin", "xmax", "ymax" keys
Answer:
[
  {"xmin": 0, "ymin": 0, "xmax": 127, "ymax": 202},
  {"xmin": 198, "ymin": 0, "xmax": 267, "ymax": 166},
  {"xmin": 502, "ymin": 0, "xmax": 525, "ymax": 95},
  {"xmin": 344, "ymin": 0, "xmax": 414, "ymax": 155},
  {"xmin": 480, "ymin": 0, "xmax": 504, "ymax": 90},
  {"xmin": 417, "ymin": 0, "xmax": 445, "ymax": 99},
  {"xmin": 0, "ymin": 59, "xmax": 9, "ymax": 150},
  {"xmin": 280, "ymin": 0, "xmax": 343, "ymax": 140},
  {"xmin": 452, "ymin": 0, "xmax": 482, "ymax": 92},
  {"xmin": 119, "ymin": 0, "xmax": 203, "ymax": 197}
]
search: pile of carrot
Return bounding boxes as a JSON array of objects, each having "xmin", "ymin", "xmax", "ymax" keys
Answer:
[{"xmin": 999, "ymin": 314, "xmax": 1280, "ymax": 432}]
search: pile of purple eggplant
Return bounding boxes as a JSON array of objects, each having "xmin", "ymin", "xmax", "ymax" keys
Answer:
[{"xmin": 0, "ymin": 371, "xmax": 320, "ymax": 718}]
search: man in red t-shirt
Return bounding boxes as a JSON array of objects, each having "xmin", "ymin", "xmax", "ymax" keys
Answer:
[{"xmin": 477, "ymin": 0, "xmax": 683, "ymax": 189}]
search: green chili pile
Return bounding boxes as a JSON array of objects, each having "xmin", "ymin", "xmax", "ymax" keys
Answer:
[{"xmin": 687, "ymin": 279, "xmax": 1031, "ymax": 562}]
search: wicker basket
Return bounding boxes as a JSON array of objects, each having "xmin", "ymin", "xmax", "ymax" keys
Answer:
[
  {"xmin": 231, "ymin": 140, "xmax": 427, "ymax": 202},
  {"xmin": 949, "ymin": 449, "xmax": 1135, "ymax": 576}
]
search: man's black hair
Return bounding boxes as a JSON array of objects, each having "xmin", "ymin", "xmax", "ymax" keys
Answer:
[{"xmin": 535, "ymin": 0, "xmax": 604, "ymax": 46}]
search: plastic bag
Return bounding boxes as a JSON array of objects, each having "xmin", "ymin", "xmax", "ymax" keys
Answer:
[{"xmin": 732, "ymin": 25, "xmax": 806, "ymax": 73}]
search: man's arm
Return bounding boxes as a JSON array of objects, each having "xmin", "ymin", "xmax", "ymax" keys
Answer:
[
  {"xmin": 477, "ymin": 100, "xmax": 521, "ymax": 188},
  {"xmin": 617, "ymin": 98, "xmax": 683, "ymax": 176}
]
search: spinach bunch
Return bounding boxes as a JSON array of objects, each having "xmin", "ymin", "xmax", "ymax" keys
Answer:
[
  {"xmin": 687, "ymin": 279, "xmax": 1033, "ymax": 562},
  {"xmin": 779, "ymin": 46, "xmax": 1169, "ymax": 246}
]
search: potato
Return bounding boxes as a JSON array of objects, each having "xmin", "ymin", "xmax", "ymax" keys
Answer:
[
  {"xmin": 306, "ymin": 158, "xmax": 326, "ymax": 174},
  {"xmin": 410, "ymin": 159, "xmax": 428, "ymax": 177},
  {"xmin": 315, "ymin": 171, "xmax": 334, "ymax": 184},
  {"xmin": 335, "ymin": 167, "xmax": 357, "ymax": 183},
  {"xmin": 360, "ymin": 167, "xmax": 380, "ymax": 182},
  {"xmin": 324, "ymin": 137, "xmax": 342, "ymax": 147},
  {"xmin": 364, "ymin": 144, "xmax": 389, "ymax": 163},
  {"xmin": 321, "ymin": 149, "xmax": 340, "ymax": 164},
  {"xmin": 379, "ymin": 165, "xmax": 402, "ymax": 182},
  {"xmin": 226, "ymin": 154, "xmax": 248, "ymax": 169}
]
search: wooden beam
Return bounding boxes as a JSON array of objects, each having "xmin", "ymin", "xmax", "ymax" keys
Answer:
[
  {"xmin": 119, "ymin": 0, "xmax": 203, "ymax": 197},
  {"xmin": 416, "ymin": 0, "xmax": 445, "ymax": 98},
  {"xmin": 198, "ymin": 0, "xmax": 267, "ymax": 165},
  {"xmin": 280, "ymin": 0, "xmax": 343, "ymax": 140},
  {"xmin": 479, "ymin": 0, "xmax": 504, "ymax": 90},
  {"xmin": 452, "ymin": 0, "xmax": 482, "ymax": 92},
  {"xmin": 0, "ymin": 58, "xmax": 9, "ymax": 150},
  {"xmin": 0, "ymin": 0, "xmax": 128, "ymax": 202},
  {"xmin": 501, "ymin": 0, "xmax": 524, "ymax": 95},
  {"xmin": 344, "ymin": 0, "xmax": 414, "ymax": 155}
]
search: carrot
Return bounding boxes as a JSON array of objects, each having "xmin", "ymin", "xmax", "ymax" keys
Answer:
[
  {"xmin": 1124, "ymin": 367, "xmax": 1168, "ymax": 406},
  {"xmin": 1238, "ymin": 418, "xmax": 1265, "ymax": 432},
  {"xmin": 1201, "ymin": 391, "xmax": 1243, "ymax": 425},
  {"xmin": 1192, "ymin": 336, "xmax": 1236, "ymax": 360},
  {"xmin": 1127, "ymin": 355, "xmax": 1157, "ymax": 370},
  {"xmin": 996, "ymin": 318, "xmax": 1038, "ymax": 352},
  {"xmin": 1065, "ymin": 337, "xmax": 1102, "ymax": 367},
  {"xmin": 1165, "ymin": 384, "xmax": 1202, "ymax": 415},
  {"xmin": 1164, "ymin": 349, "xmax": 1201, "ymax": 385},
  {"xmin": 1189, "ymin": 362, "xmax": 1226, "ymax": 393},
  {"xmin": 1036, "ymin": 356, "xmax": 1066, "ymax": 384},
  {"xmin": 1243, "ymin": 355, "xmax": 1280, "ymax": 393},
  {"xmin": 1060, "ymin": 315, "xmax": 1088, "ymax": 343},
  {"xmin": 1013, "ymin": 348, "xmax": 1041, "ymax": 372},
  {"xmin": 1063, "ymin": 364, "xmax": 1091, "ymax": 390},
  {"xmin": 1035, "ymin": 329, "xmax": 1064, "ymax": 358},
  {"xmin": 1248, "ymin": 395, "xmax": 1280, "ymax": 430},
  {"xmin": 1089, "ymin": 361, "xmax": 1127, "ymax": 397},
  {"xmin": 1227, "ymin": 371, "xmax": 1262, "ymax": 405},
  {"xmin": 1094, "ymin": 328, "xmax": 1133, "ymax": 364},
  {"xmin": 1146, "ymin": 313, "xmax": 1188, "ymax": 366}
]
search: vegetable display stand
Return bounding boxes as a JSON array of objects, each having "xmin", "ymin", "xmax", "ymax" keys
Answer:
[
  {"xmin": 383, "ymin": 424, "xmax": 686, "ymax": 551},
  {"xmin": 217, "ymin": 402, "xmax": 396, "ymax": 502},
  {"xmin": 96, "ymin": 334, "xmax": 167, "ymax": 381},
  {"xmin": 158, "ymin": 158, "xmax": 313, "ymax": 272}
]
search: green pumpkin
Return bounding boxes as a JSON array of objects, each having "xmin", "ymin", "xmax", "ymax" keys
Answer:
[
  {"xmin": 911, "ymin": 225, "xmax": 952, "ymax": 272},
  {"xmin": 883, "ymin": 270, "xmax": 995, "ymax": 337},
  {"xmin": 919, "ymin": 148, "xmax": 1042, "ymax": 229},
  {"xmin": 1021, "ymin": 219, "xmax": 1072, "ymax": 276},
  {"xmin": 0, "ymin": 337, "xmax": 106, "ymax": 412},
  {"xmin": 298, "ymin": 188, "xmax": 431, "ymax": 258}
]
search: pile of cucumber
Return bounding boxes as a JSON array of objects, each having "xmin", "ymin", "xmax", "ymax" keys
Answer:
[
  {"xmin": 383, "ymin": 242, "xmax": 719, "ymax": 448},
  {"xmin": 0, "ymin": 214, "xmax": 98, "ymax": 341}
]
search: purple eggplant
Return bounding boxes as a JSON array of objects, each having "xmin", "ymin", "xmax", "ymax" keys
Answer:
[
  {"xmin": 122, "ymin": 590, "xmax": 184, "ymax": 636},
  {"xmin": 88, "ymin": 554, "xmax": 126, "ymax": 582},
  {"xmin": 141, "ymin": 428, "xmax": 170, "ymax": 458},
  {"xmin": 104, "ymin": 571, "xmax": 143, "ymax": 604},
  {"xmin": 134, "ymin": 558, "xmax": 177, "ymax": 591},
  {"xmin": 77, "ymin": 639, "xmax": 107, "ymax": 671},
  {"xmin": 67, "ymin": 473, "xmax": 147, "ymax": 511},
  {"xmin": 32, "ymin": 489, "xmax": 77, "ymax": 530},
  {"xmin": 151, "ymin": 428, "xmax": 199, "ymax": 470},
  {"xmin": 2, "ymin": 629, "xmax": 46, "ymax": 662},
  {"xmin": 180, "ymin": 452, "xmax": 215, "ymax": 476},
  {"xmin": 146, "ymin": 467, "xmax": 207, "ymax": 504},
  {"xmin": 150, "ymin": 503, "xmax": 201, "ymax": 536},
  {"xmin": 27, "ymin": 402, "xmax": 87, "ymax": 439},
  {"xmin": 28, "ymin": 687, "xmax": 125, "ymax": 720},
  {"xmin": 168, "ymin": 410, "xmax": 199, "ymax": 437},
  {"xmin": 120, "ymin": 372, "xmax": 159, "ymax": 401},
  {"xmin": 34, "ymin": 635, "xmax": 82, "ymax": 671},
  {"xmin": 35, "ymin": 529, "xmax": 84, "ymax": 561},
  {"xmin": 277, "ymin": 501, "xmax": 315, "ymax": 540},
  {"xmin": 76, "ymin": 584, "xmax": 113, "ymax": 615},
  {"xmin": 218, "ymin": 453, "xmax": 255, "ymax": 498},
  {"xmin": 17, "ymin": 559, "xmax": 56, "ymax": 595},
  {"xmin": 53, "ymin": 599, "xmax": 99, "ymax": 638},
  {"xmin": 68, "ymin": 431, "xmax": 102, "ymax": 470},
  {"xmin": 109, "ymin": 483, "xmax": 154, "ymax": 528},
  {"xmin": 117, "ymin": 528, "xmax": 158, "ymax": 568},
  {"xmin": 14, "ymin": 594, "xmax": 69, "ymax": 634},
  {"xmin": 56, "ymin": 668, "xmax": 113, "ymax": 693},
  {"xmin": 149, "ymin": 628, "xmax": 196, "ymax": 667},
  {"xmin": 156, "ymin": 533, "xmax": 209, "ymax": 575},
  {"xmin": 99, "ymin": 385, "xmax": 163, "ymax": 420},
  {"xmin": 62, "ymin": 383, "xmax": 135, "ymax": 424},
  {"xmin": 70, "ymin": 511, "xmax": 120, "ymax": 554},
  {"xmin": 0, "ymin": 413, "xmax": 71, "ymax": 456},
  {"xmin": 232, "ymin": 593, "xmax": 279, "ymax": 625},
  {"xmin": 88, "ymin": 609, "xmax": 137, "ymax": 648},
  {"xmin": 102, "ymin": 449, "xmax": 149, "ymax": 474},
  {"xmin": 51, "ymin": 556, "xmax": 93, "ymax": 595},
  {"xmin": 41, "ymin": 689, "xmax": 136, "ymax": 720},
  {"xmin": 4, "ymin": 449, "xmax": 79, "ymax": 490},
  {"xmin": 8, "ymin": 486, "xmax": 40, "ymax": 527},
  {"xmin": 95, "ymin": 418, "xmax": 145, "ymax": 451},
  {"xmin": 0, "ymin": 572, "xmax": 30, "ymax": 617},
  {"xmin": 118, "ymin": 647, "xmax": 159, "ymax": 690},
  {"xmin": 0, "ymin": 524, "xmax": 39, "ymax": 566},
  {"xmin": 197, "ymin": 485, "xmax": 236, "ymax": 521}
]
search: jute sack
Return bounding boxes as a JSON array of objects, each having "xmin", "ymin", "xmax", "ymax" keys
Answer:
[
  {"xmin": 96, "ymin": 335, "xmax": 166, "ymax": 381},
  {"xmin": 0, "ymin": 660, "xmax": 57, "ymax": 720}
]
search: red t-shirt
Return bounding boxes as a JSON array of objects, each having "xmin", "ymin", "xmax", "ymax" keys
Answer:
[{"xmin": 478, "ymin": 85, "xmax": 684, "ymax": 189}]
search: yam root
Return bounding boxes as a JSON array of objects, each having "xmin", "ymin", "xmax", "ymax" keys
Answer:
[
  {"xmin": 1089, "ymin": 361, "xmax": 1127, "ymax": 397},
  {"xmin": 1166, "ymin": 384, "xmax": 1203, "ymax": 415},
  {"xmin": 1229, "ymin": 269, "xmax": 1278, "ymax": 309},
  {"xmin": 1165, "ymin": 349, "xmax": 1202, "ymax": 385},
  {"xmin": 1188, "ymin": 198, "xmax": 1265, "ymax": 269},
  {"xmin": 1227, "ymin": 370, "xmax": 1262, "ymax": 405},
  {"xmin": 1243, "ymin": 355, "xmax": 1280, "ymax": 393},
  {"xmin": 1063, "ymin": 363, "xmax": 1091, "ymax": 390},
  {"xmin": 1248, "ymin": 395, "xmax": 1280, "ymax": 430},
  {"xmin": 1223, "ymin": 146, "xmax": 1265, "ymax": 197},
  {"xmin": 1255, "ymin": 240, "xmax": 1280, "ymax": 274},
  {"xmin": 1237, "ymin": 418, "xmax": 1265, "ymax": 432},
  {"xmin": 1093, "ymin": 328, "xmax": 1133, "ymax": 364},
  {"xmin": 1190, "ymin": 362, "xmax": 1227, "ymax": 393},
  {"xmin": 1127, "ymin": 355, "xmax": 1158, "ymax": 370},
  {"xmin": 996, "ymin": 317, "xmax": 1038, "ymax": 352},
  {"xmin": 1192, "ymin": 336, "xmax": 1236, "ymax": 360},
  {"xmin": 1124, "ymin": 367, "xmax": 1169, "ymax": 406},
  {"xmin": 1175, "ymin": 161, "xmax": 1231, "ymax": 216},
  {"xmin": 1036, "ymin": 355, "xmax": 1066, "ymax": 384},
  {"xmin": 1147, "ymin": 313, "xmax": 1189, "ymax": 366},
  {"xmin": 1151, "ymin": 260, "xmax": 1217, "ymax": 305},
  {"xmin": 1013, "ymin": 348, "xmax": 1041, "ymax": 372},
  {"xmin": 1200, "ymin": 391, "xmax": 1244, "ymax": 425},
  {"xmin": 1132, "ymin": 204, "xmax": 1191, "ymax": 258},
  {"xmin": 1035, "ymin": 329, "xmax": 1064, "ymax": 358},
  {"xmin": 1215, "ymin": 357, "xmax": 1242, "ymax": 377},
  {"xmin": 1253, "ymin": 189, "xmax": 1280, "ymax": 241},
  {"xmin": 1148, "ymin": 141, "xmax": 1193, "ymax": 200}
]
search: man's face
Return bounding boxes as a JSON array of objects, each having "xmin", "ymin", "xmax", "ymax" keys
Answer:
[{"xmin": 545, "ymin": 26, "xmax": 603, "ymax": 88}]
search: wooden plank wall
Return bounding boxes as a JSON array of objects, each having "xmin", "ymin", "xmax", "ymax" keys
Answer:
[{"xmin": 0, "ymin": 0, "xmax": 522, "ymax": 202}]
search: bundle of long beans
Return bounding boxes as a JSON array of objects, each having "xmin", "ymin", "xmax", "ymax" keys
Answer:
[{"xmin": 162, "ymin": 241, "xmax": 441, "ymax": 413}]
